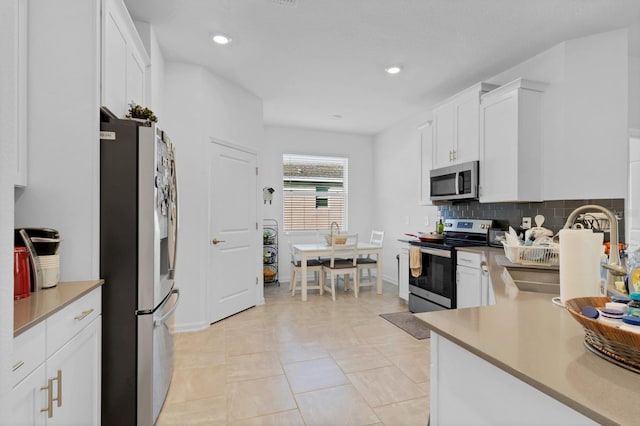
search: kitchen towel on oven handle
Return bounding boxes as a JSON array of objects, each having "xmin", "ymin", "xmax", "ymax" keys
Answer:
[{"xmin": 410, "ymin": 246, "xmax": 422, "ymax": 277}]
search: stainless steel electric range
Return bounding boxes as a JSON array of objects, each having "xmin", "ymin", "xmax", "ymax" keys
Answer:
[{"xmin": 408, "ymin": 218, "xmax": 493, "ymax": 313}]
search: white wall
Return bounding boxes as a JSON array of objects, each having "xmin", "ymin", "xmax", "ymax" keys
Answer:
[
  {"xmin": 14, "ymin": 0, "xmax": 101, "ymax": 281},
  {"xmin": 163, "ymin": 62, "xmax": 264, "ymax": 331},
  {"xmin": 262, "ymin": 126, "xmax": 375, "ymax": 283},
  {"xmin": 372, "ymin": 111, "xmax": 439, "ymax": 285}
]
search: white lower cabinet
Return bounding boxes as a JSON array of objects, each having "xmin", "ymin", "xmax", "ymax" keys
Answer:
[
  {"xmin": 456, "ymin": 250, "xmax": 494, "ymax": 308},
  {"xmin": 10, "ymin": 288, "xmax": 101, "ymax": 425},
  {"xmin": 456, "ymin": 264, "xmax": 482, "ymax": 308},
  {"xmin": 12, "ymin": 363, "xmax": 46, "ymax": 426}
]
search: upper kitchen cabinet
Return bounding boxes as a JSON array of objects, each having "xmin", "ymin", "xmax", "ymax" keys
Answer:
[
  {"xmin": 10, "ymin": 0, "xmax": 28, "ymax": 187},
  {"xmin": 432, "ymin": 82, "xmax": 499, "ymax": 169},
  {"xmin": 419, "ymin": 121, "xmax": 433, "ymax": 205},
  {"xmin": 102, "ymin": 0, "xmax": 150, "ymax": 117},
  {"xmin": 479, "ymin": 78, "xmax": 547, "ymax": 203}
]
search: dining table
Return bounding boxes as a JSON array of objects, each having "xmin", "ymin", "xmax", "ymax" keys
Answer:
[{"xmin": 292, "ymin": 242, "xmax": 383, "ymax": 301}]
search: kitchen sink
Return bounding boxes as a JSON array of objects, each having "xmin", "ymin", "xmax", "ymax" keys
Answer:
[{"xmin": 506, "ymin": 268, "xmax": 560, "ymax": 294}]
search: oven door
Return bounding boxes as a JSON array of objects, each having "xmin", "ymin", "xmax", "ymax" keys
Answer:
[{"xmin": 408, "ymin": 247, "xmax": 455, "ymax": 308}]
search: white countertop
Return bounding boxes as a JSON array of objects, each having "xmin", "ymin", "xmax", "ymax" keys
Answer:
[{"xmin": 414, "ymin": 246, "xmax": 640, "ymax": 425}]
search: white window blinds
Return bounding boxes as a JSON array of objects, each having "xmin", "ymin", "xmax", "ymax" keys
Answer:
[{"xmin": 282, "ymin": 154, "xmax": 348, "ymax": 232}]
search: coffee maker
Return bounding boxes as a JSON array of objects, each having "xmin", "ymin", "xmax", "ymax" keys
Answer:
[{"xmin": 15, "ymin": 228, "xmax": 61, "ymax": 291}]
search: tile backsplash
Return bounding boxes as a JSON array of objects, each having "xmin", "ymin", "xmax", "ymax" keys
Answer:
[{"xmin": 438, "ymin": 198, "xmax": 625, "ymax": 242}]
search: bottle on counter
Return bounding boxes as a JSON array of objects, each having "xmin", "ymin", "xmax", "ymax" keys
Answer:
[
  {"xmin": 628, "ymin": 292, "xmax": 640, "ymax": 317},
  {"xmin": 436, "ymin": 219, "xmax": 444, "ymax": 234}
]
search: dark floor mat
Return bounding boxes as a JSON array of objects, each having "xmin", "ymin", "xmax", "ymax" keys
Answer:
[{"xmin": 379, "ymin": 311, "xmax": 431, "ymax": 340}]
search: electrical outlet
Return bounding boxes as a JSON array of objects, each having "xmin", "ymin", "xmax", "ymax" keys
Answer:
[
  {"xmin": 522, "ymin": 217, "xmax": 531, "ymax": 229},
  {"xmin": 424, "ymin": 216, "xmax": 429, "ymax": 226},
  {"xmin": 404, "ymin": 216, "xmax": 410, "ymax": 225}
]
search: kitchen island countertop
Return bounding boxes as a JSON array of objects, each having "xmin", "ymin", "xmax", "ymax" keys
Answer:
[
  {"xmin": 415, "ymin": 246, "xmax": 640, "ymax": 425},
  {"xmin": 14, "ymin": 280, "xmax": 104, "ymax": 337}
]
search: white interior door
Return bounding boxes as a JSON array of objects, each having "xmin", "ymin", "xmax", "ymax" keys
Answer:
[{"xmin": 208, "ymin": 141, "xmax": 258, "ymax": 323}]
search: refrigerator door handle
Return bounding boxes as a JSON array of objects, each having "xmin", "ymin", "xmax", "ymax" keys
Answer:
[{"xmin": 153, "ymin": 288, "xmax": 180, "ymax": 327}]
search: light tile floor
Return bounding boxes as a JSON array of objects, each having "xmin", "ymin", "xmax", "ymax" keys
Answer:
[{"xmin": 157, "ymin": 282, "xmax": 431, "ymax": 425}]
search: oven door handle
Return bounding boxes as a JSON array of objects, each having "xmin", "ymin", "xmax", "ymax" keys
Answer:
[{"xmin": 420, "ymin": 247, "xmax": 451, "ymax": 258}]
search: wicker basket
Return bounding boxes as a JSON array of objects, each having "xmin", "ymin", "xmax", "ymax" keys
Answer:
[
  {"xmin": 502, "ymin": 241, "xmax": 560, "ymax": 266},
  {"xmin": 325, "ymin": 235, "xmax": 347, "ymax": 245},
  {"xmin": 565, "ymin": 296, "xmax": 640, "ymax": 372}
]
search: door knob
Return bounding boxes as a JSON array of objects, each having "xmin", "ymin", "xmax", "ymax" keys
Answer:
[{"xmin": 211, "ymin": 238, "xmax": 226, "ymax": 245}]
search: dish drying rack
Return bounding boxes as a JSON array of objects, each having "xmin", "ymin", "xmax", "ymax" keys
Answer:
[{"xmin": 502, "ymin": 241, "xmax": 560, "ymax": 266}]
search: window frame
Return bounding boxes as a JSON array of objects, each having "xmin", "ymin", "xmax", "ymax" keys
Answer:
[{"xmin": 282, "ymin": 153, "xmax": 349, "ymax": 233}]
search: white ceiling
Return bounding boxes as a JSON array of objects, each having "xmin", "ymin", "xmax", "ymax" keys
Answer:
[{"xmin": 124, "ymin": 0, "xmax": 640, "ymax": 136}]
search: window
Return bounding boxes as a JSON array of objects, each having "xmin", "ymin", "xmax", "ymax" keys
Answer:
[{"xmin": 282, "ymin": 154, "xmax": 348, "ymax": 231}]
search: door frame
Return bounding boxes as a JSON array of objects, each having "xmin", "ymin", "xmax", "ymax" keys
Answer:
[{"xmin": 207, "ymin": 138, "xmax": 263, "ymax": 324}]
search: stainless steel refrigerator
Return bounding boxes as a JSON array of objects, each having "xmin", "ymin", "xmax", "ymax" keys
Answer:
[{"xmin": 100, "ymin": 108, "xmax": 179, "ymax": 425}]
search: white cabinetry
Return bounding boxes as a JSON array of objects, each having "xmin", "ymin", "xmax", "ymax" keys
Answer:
[
  {"xmin": 430, "ymin": 334, "xmax": 597, "ymax": 425},
  {"xmin": 399, "ymin": 244, "xmax": 409, "ymax": 301},
  {"xmin": 629, "ymin": 131, "xmax": 640, "ymax": 245},
  {"xmin": 419, "ymin": 122, "xmax": 433, "ymax": 204},
  {"xmin": 456, "ymin": 250, "xmax": 493, "ymax": 308},
  {"xmin": 479, "ymin": 78, "xmax": 547, "ymax": 203},
  {"xmin": 10, "ymin": 288, "xmax": 101, "ymax": 425},
  {"xmin": 432, "ymin": 82, "xmax": 499, "ymax": 169},
  {"xmin": 11, "ymin": 0, "xmax": 28, "ymax": 186},
  {"xmin": 102, "ymin": 0, "xmax": 150, "ymax": 117}
]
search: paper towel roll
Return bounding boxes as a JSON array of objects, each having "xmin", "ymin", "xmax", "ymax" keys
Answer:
[{"xmin": 559, "ymin": 229, "xmax": 604, "ymax": 303}]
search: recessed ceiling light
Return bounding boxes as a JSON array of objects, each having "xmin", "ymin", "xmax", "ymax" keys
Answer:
[
  {"xmin": 385, "ymin": 66, "xmax": 402, "ymax": 75},
  {"xmin": 212, "ymin": 33, "xmax": 232, "ymax": 45}
]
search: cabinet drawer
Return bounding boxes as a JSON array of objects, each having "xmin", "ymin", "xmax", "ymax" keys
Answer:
[
  {"xmin": 47, "ymin": 288, "xmax": 101, "ymax": 356},
  {"xmin": 12, "ymin": 321, "xmax": 46, "ymax": 387},
  {"xmin": 456, "ymin": 251, "xmax": 481, "ymax": 268}
]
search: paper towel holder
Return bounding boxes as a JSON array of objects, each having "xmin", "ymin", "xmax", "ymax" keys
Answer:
[{"xmin": 563, "ymin": 205, "xmax": 626, "ymax": 287}]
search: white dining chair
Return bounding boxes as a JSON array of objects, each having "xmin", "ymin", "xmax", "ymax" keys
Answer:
[
  {"xmin": 321, "ymin": 233, "xmax": 359, "ymax": 300},
  {"xmin": 289, "ymin": 241, "xmax": 324, "ymax": 297},
  {"xmin": 356, "ymin": 230, "xmax": 384, "ymax": 293}
]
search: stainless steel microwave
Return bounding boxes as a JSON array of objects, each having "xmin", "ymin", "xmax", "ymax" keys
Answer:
[{"xmin": 429, "ymin": 160, "xmax": 479, "ymax": 201}]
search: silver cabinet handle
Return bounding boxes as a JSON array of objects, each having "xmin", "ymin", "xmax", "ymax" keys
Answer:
[
  {"xmin": 12, "ymin": 360, "xmax": 24, "ymax": 372},
  {"xmin": 74, "ymin": 308, "xmax": 94, "ymax": 321}
]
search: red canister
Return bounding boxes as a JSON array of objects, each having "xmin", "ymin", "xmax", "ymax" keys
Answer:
[{"xmin": 14, "ymin": 247, "xmax": 31, "ymax": 300}]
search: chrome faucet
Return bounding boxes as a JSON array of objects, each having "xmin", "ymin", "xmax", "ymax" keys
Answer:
[{"xmin": 563, "ymin": 205, "xmax": 627, "ymax": 289}]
